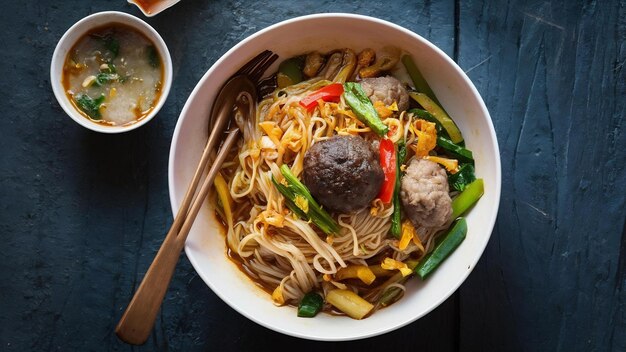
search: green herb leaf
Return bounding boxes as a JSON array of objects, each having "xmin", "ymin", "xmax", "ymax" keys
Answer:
[
  {"xmin": 94, "ymin": 73, "xmax": 119, "ymax": 86},
  {"xmin": 100, "ymin": 63, "xmax": 116, "ymax": 74},
  {"xmin": 74, "ymin": 94, "xmax": 105, "ymax": 119},
  {"xmin": 104, "ymin": 36, "xmax": 119, "ymax": 59},
  {"xmin": 448, "ymin": 164, "xmax": 476, "ymax": 192},
  {"xmin": 147, "ymin": 45, "xmax": 160, "ymax": 68}
]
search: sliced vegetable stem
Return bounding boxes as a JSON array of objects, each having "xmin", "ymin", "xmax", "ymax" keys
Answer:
[
  {"xmin": 437, "ymin": 136, "xmax": 474, "ymax": 164},
  {"xmin": 451, "ymin": 178, "xmax": 484, "ymax": 219},
  {"xmin": 377, "ymin": 259, "xmax": 419, "ymax": 293},
  {"xmin": 335, "ymin": 265, "xmax": 376, "ymax": 285},
  {"xmin": 390, "ymin": 143, "xmax": 406, "ymax": 238},
  {"xmin": 298, "ymin": 292, "xmax": 324, "ymax": 318},
  {"xmin": 214, "ymin": 172, "xmax": 234, "ymax": 229},
  {"xmin": 401, "ymin": 54, "xmax": 441, "ymax": 105},
  {"xmin": 326, "ymin": 289, "xmax": 373, "ymax": 320},
  {"xmin": 378, "ymin": 280, "xmax": 408, "ymax": 307},
  {"xmin": 343, "ymin": 82, "xmax": 388, "ymax": 136},
  {"xmin": 277, "ymin": 57, "xmax": 304, "ymax": 88},
  {"xmin": 408, "ymin": 92, "xmax": 463, "ymax": 144},
  {"xmin": 272, "ymin": 164, "xmax": 339, "ymax": 234},
  {"xmin": 414, "ymin": 218, "xmax": 467, "ymax": 279}
]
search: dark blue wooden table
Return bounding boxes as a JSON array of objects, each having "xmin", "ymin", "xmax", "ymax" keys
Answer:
[{"xmin": 1, "ymin": 1, "xmax": 624, "ymax": 350}]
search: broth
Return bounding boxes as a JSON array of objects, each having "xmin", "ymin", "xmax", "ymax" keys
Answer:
[{"xmin": 62, "ymin": 23, "xmax": 164, "ymax": 126}]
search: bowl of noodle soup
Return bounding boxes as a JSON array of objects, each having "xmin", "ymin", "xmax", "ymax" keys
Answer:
[{"xmin": 169, "ymin": 13, "xmax": 501, "ymax": 340}]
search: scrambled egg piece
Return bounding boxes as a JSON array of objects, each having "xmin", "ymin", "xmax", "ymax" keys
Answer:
[{"xmin": 381, "ymin": 258, "xmax": 413, "ymax": 277}]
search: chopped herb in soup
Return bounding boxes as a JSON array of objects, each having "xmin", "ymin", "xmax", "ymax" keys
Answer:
[{"xmin": 62, "ymin": 23, "xmax": 164, "ymax": 126}]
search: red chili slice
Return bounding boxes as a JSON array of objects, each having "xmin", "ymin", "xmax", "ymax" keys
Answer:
[
  {"xmin": 299, "ymin": 83, "xmax": 344, "ymax": 111},
  {"xmin": 377, "ymin": 138, "xmax": 396, "ymax": 204}
]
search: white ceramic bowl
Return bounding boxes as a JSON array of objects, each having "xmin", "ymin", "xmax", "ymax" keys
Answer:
[
  {"xmin": 169, "ymin": 13, "xmax": 501, "ymax": 341},
  {"xmin": 50, "ymin": 11, "xmax": 172, "ymax": 133}
]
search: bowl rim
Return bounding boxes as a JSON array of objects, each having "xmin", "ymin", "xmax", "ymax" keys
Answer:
[
  {"xmin": 168, "ymin": 12, "xmax": 501, "ymax": 341},
  {"xmin": 50, "ymin": 11, "xmax": 173, "ymax": 134}
]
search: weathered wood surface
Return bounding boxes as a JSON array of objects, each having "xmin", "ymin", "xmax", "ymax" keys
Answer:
[{"xmin": 0, "ymin": 0, "xmax": 623, "ymax": 351}]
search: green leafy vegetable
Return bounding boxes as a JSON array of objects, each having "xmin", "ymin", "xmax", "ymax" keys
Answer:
[
  {"xmin": 101, "ymin": 63, "xmax": 116, "ymax": 74},
  {"xmin": 89, "ymin": 32, "xmax": 119, "ymax": 60},
  {"xmin": 448, "ymin": 164, "xmax": 476, "ymax": 192},
  {"xmin": 95, "ymin": 73, "xmax": 119, "ymax": 86},
  {"xmin": 91, "ymin": 63, "xmax": 120, "ymax": 86},
  {"xmin": 104, "ymin": 36, "xmax": 119, "ymax": 59},
  {"xmin": 297, "ymin": 292, "xmax": 324, "ymax": 318},
  {"xmin": 272, "ymin": 180, "xmax": 308, "ymax": 219},
  {"xmin": 271, "ymin": 164, "xmax": 340, "ymax": 235},
  {"xmin": 343, "ymin": 82, "xmax": 388, "ymax": 136},
  {"xmin": 74, "ymin": 94, "xmax": 105, "ymax": 119},
  {"xmin": 147, "ymin": 45, "xmax": 160, "ymax": 68},
  {"xmin": 414, "ymin": 218, "xmax": 467, "ymax": 280}
]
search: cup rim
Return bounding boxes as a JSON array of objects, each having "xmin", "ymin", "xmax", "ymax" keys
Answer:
[{"xmin": 50, "ymin": 11, "xmax": 173, "ymax": 133}]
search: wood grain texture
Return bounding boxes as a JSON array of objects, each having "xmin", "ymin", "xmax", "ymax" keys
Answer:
[
  {"xmin": 0, "ymin": 0, "xmax": 623, "ymax": 351},
  {"xmin": 456, "ymin": 0, "xmax": 626, "ymax": 351}
]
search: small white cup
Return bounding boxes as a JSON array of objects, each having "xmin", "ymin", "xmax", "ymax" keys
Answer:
[{"xmin": 50, "ymin": 11, "xmax": 173, "ymax": 133}]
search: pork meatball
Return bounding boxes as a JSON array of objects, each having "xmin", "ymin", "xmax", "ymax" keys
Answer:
[
  {"xmin": 360, "ymin": 76, "xmax": 410, "ymax": 112},
  {"xmin": 400, "ymin": 158, "xmax": 452, "ymax": 228},
  {"xmin": 303, "ymin": 135, "xmax": 383, "ymax": 213}
]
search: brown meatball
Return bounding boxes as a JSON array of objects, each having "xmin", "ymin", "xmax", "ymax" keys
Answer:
[
  {"xmin": 360, "ymin": 76, "xmax": 410, "ymax": 112},
  {"xmin": 303, "ymin": 135, "xmax": 383, "ymax": 213},
  {"xmin": 400, "ymin": 159, "xmax": 452, "ymax": 228}
]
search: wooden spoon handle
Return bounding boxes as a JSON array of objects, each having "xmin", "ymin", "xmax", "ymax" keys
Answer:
[
  {"xmin": 115, "ymin": 128, "xmax": 240, "ymax": 345},
  {"xmin": 114, "ymin": 225, "xmax": 183, "ymax": 345}
]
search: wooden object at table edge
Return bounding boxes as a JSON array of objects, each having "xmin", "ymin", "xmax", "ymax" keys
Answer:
[{"xmin": 114, "ymin": 128, "xmax": 240, "ymax": 345}]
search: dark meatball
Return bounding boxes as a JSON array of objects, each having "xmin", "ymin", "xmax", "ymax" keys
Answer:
[{"xmin": 303, "ymin": 135, "xmax": 383, "ymax": 213}]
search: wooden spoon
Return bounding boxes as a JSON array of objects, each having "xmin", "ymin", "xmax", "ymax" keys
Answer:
[{"xmin": 115, "ymin": 76, "xmax": 256, "ymax": 345}]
